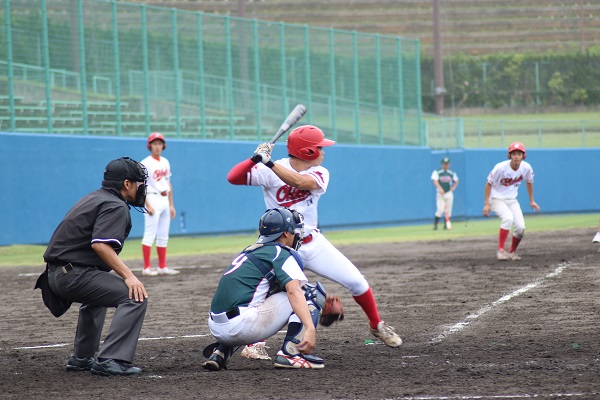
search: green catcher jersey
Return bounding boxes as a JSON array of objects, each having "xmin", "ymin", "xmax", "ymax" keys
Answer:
[
  {"xmin": 210, "ymin": 243, "xmax": 307, "ymax": 314},
  {"xmin": 431, "ymin": 168, "xmax": 459, "ymax": 193}
]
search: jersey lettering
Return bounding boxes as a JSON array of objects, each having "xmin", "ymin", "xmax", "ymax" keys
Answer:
[
  {"xmin": 500, "ymin": 175, "xmax": 523, "ymax": 186},
  {"xmin": 276, "ymin": 185, "xmax": 311, "ymax": 207},
  {"xmin": 153, "ymin": 168, "xmax": 169, "ymax": 181},
  {"xmin": 224, "ymin": 253, "xmax": 248, "ymax": 275}
]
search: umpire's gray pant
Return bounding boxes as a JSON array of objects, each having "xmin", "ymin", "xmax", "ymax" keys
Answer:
[{"xmin": 47, "ymin": 264, "xmax": 147, "ymax": 363}]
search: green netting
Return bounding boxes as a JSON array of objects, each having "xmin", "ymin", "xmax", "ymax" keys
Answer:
[{"xmin": 1, "ymin": 0, "xmax": 422, "ymax": 144}]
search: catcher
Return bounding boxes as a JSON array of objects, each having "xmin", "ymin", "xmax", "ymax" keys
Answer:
[{"xmin": 202, "ymin": 208, "xmax": 343, "ymax": 371}]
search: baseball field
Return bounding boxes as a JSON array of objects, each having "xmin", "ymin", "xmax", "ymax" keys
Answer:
[{"xmin": 1, "ymin": 214, "xmax": 599, "ymax": 399}]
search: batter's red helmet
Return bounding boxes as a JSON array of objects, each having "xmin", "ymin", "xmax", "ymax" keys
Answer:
[
  {"xmin": 147, "ymin": 132, "xmax": 166, "ymax": 150},
  {"xmin": 507, "ymin": 141, "xmax": 526, "ymax": 159},
  {"xmin": 287, "ymin": 125, "xmax": 335, "ymax": 161}
]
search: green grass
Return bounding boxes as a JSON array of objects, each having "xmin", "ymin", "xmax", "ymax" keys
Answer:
[{"xmin": 2, "ymin": 213, "xmax": 597, "ymax": 267}]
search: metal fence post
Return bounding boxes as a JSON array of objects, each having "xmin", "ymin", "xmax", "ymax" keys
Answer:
[
  {"xmin": 415, "ymin": 41, "xmax": 423, "ymax": 146},
  {"xmin": 253, "ymin": 20, "xmax": 261, "ymax": 140},
  {"xmin": 77, "ymin": 0, "xmax": 88, "ymax": 134},
  {"xmin": 353, "ymin": 31, "xmax": 360, "ymax": 144},
  {"xmin": 280, "ymin": 22, "xmax": 288, "ymax": 117},
  {"xmin": 225, "ymin": 16, "xmax": 234, "ymax": 139},
  {"xmin": 111, "ymin": 1, "xmax": 122, "ymax": 136},
  {"xmin": 397, "ymin": 38, "xmax": 405, "ymax": 145},
  {"xmin": 141, "ymin": 5, "xmax": 150, "ymax": 134},
  {"xmin": 4, "ymin": 0, "xmax": 15, "ymax": 131},
  {"xmin": 172, "ymin": 8, "xmax": 181, "ymax": 137},
  {"xmin": 304, "ymin": 25, "xmax": 312, "ymax": 124},
  {"xmin": 329, "ymin": 28, "xmax": 337, "ymax": 140},
  {"xmin": 375, "ymin": 34, "xmax": 383, "ymax": 145},
  {"xmin": 41, "ymin": 0, "xmax": 53, "ymax": 133},
  {"xmin": 196, "ymin": 12, "xmax": 206, "ymax": 139}
]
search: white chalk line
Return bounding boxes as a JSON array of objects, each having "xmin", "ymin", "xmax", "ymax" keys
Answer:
[
  {"xmin": 431, "ymin": 262, "xmax": 577, "ymax": 344},
  {"xmin": 392, "ymin": 393, "xmax": 592, "ymax": 400},
  {"xmin": 17, "ymin": 264, "xmax": 216, "ymax": 277}
]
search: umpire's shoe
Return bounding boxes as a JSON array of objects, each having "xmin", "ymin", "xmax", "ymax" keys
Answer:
[
  {"xmin": 90, "ymin": 358, "xmax": 142, "ymax": 376},
  {"xmin": 66, "ymin": 355, "xmax": 96, "ymax": 371}
]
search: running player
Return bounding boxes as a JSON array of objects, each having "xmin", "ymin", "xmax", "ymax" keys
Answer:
[
  {"xmin": 483, "ymin": 142, "xmax": 540, "ymax": 260},
  {"xmin": 227, "ymin": 125, "xmax": 402, "ymax": 358}
]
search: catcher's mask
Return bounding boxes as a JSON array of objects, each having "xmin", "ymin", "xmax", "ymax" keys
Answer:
[
  {"xmin": 287, "ymin": 125, "xmax": 335, "ymax": 161},
  {"xmin": 103, "ymin": 157, "xmax": 148, "ymax": 211},
  {"xmin": 257, "ymin": 207, "xmax": 304, "ymax": 250}
]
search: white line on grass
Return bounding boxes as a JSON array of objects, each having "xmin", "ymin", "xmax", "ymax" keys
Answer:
[{"xmin": 431, "ymin": 262, "xmax": 575, "ymax": 344}]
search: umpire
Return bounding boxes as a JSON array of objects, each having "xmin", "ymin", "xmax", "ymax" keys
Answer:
[{"xmin": 42, "ymin": 157, "xmax": 149, "ymax": 376}]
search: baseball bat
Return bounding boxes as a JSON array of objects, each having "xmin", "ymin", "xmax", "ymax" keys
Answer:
[{"xmin": 268, "ymin": 104, "xmax": 307, "ymax": 144}]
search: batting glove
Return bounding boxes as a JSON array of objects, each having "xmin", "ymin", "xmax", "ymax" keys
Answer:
[
  {"xmin": 254, "ymin": 143, "xmax": 274, "ymax": 155},
  {"xmin": 251, "ymin": 152, "xmax": 275, "ymax": 168}
]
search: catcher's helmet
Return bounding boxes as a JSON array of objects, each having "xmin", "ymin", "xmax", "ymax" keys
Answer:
[
  {"xmin": 507, "ymin": 141, "xmax": 526, "ymax": 159},
  {"xmin": 257, "ymin": 208, "xmax": 304, "ymax": 245},
  {"xmin": 147, "ymin": 132, "xmax": 166, "ymax": 150},
  {"xmin": 287, "ymin": 125, "xmax": 335, "ymax": 161}
]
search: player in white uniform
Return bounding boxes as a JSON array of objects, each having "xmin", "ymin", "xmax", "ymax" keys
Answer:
[
  {"xmin": 141, "ymin": 133, "xmax": 179, "ymax": 276},
  {"xmin": 483, "ymin": 142, "xmax": 540, "ymax": 261},
  {"xmin": 227, "ymin": 125, "xmax": 402, "ymax": 358}
]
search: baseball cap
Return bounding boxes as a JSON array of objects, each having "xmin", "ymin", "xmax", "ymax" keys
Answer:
[
  {"xmin": 103, "ymin": 157, "xmax": 147, "ymax": 182},
  {"xmin": 441, "ymin": 157, "xmax": 450, "ymax": 164}
]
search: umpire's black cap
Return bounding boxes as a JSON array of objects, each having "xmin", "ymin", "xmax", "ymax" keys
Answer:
[{"xmin": 103, "ymin": 157, "xmax": 147, "ymax": 182}]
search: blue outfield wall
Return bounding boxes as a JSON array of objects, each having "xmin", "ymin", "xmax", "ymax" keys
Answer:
[{"xmin": 1, "ymin": 132, "xmax": 598, "ymax": 246}]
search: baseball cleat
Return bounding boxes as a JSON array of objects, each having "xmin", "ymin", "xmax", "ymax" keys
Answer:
[
  {"xmin": 370, "ymin": 321, "xmax": 403, "ymax": 348},
  {"xmin": 202, "ymin": 351, "xmax": 226, "ymax": 371},
  {"xmin": 273, "ymin": 350, "xmax": 324, "ymax": 369},
  {"xmin": 593, "ymin": 232, "xmax": 600, "ymax": 243},
  {"xmin": 66, "ymin": 355, "xmax": 96, "ymax": 371},
  {"xmin": 241, "ymin": 342, "xmax": 271, "ymax": 360},
  {"xmin": 90, "ymin": 358, "xmax": 142, "ymax": 376},
  {"xmin": 142, "ymin": 267, "xmax": 158, "ymax": 276},
  {"xmin": 508, "ymin": 252, "xmax": 521, "ymax": 261},
  {"xmin": 496, "ymin": 249, "xmax": 509, "ymax": 261},
  {"xmin": 158, "ymin": 267, "xmax": 180, "ymax": 275}
]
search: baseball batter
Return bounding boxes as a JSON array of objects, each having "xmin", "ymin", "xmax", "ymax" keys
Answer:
[
  {"xmin": 227, "ymin": 125, "xmax": 402, "ymax": 354},
  {"xmin": 483, "ymin": 142, "xmax": 540, "ymax": 260},
  {"xmin": 141, "ymin": 133, "xmax": 178, "ymax": 276},
  {"xmin": 431, "ymin": 157, "xmax": 459, "ymax": 230},
  {"xmin": 202, "ymin": 208, "xmax": 327, "ymax": 370}
]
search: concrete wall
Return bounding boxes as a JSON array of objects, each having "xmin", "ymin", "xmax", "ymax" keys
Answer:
[{"xmin": 1, "ymin": 132, "xmax": 597, "ymax": 246}]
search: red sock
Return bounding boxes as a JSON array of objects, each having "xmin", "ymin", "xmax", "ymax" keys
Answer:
[
  {"xmin": 157, "ymin": 246, "xmax": 167, "ymax": 268},
  {"xmin": 142, "ymin": 245, "xmax": 152, "ymax": 269},
  {"xmin": 509, "ymin": 236, "xmax": 522, "ymax": 253},
  {"xmin": 353, "ymin": 288, "xmax": 381, "ymax": 330},
  {"xmin": 498, "ymin": 228, "xmax": 510, "ymax": 250}
]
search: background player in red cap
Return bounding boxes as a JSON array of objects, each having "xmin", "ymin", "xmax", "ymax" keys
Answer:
[
  {"xmin": 483, "ymin": 142, "xmax": 541, "ymax": 261},
  {"xmin": 227, "ymin": 125, "xmax": 402, "ymax": 359},
  {"xmin": 141, "ymin": 133, "xmax": 178, "ymax": 276}
]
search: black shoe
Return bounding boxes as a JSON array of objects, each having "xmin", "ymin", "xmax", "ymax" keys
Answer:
[
  {"xmin": 66, "ymin": 355, "xmax": 96, "ymax": 371},
  {"xmin": 91, "ymin": 358, "xmax": 142, "ymax": 376},
  {"xmin": 202, "ymin": 346, "xmax": 232, "ymax": 372}
]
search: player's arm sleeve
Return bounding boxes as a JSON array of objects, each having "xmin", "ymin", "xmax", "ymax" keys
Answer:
[
  {"xmin": 277, "ymin": 254, "xmax": 308, "ymax": 290},
  {"xmin": 227, "ymin": 158, "xmax": 256, "ymax": 185},
  {"xmin": 431, "ymin": 170, "xmax": 438, "ymax": 180},
  {"xmin": 526, "ymin": 164, "xmax": 534, "ymax": 182},
  {"xmin": 92, "ymin": 204, "xmax": 130, "ymax": 252},
  {"xmin": 305, "ymin": 167, "xmax": 329, "ymax": 195}
]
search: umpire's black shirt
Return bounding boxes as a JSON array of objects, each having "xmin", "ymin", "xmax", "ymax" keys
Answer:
[{"xmin": 43, "ymin": 187, "xmax": 132, "ymax": 272}]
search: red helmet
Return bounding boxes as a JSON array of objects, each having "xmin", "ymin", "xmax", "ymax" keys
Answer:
[
  {"xmin": 147, "ymin": 132, "xmax": 166, "ymax": 150},
  {"xmin": 507, "ymin": 141, "xmax": 526, "ymax": 159},
  {"xmin": 287, "ymin": 125, "xmax": 335, "ymax": 161}
]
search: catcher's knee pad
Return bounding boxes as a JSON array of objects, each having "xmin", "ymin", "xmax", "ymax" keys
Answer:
[
  {"xmin": 282, "ymin": 323, "xmax": 305, "ymax": 355},
  {"xmin": 303, "ymin": 281, "xmax": 327, "ymax": 311}
]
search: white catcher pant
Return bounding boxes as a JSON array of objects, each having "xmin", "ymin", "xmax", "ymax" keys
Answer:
[
  {"xmin": 142, "ymin": 193, "xmax": 171, "ymax": 247},
  {"xmin": 489, "ymin": 197, "xmax": 525, "ymax": 238},
  {"xmin": 207, "ymin": 292, "xmax": 300, "ymax": 346},
  {"xmin": 299, "ymin": 231, "xmax": 370, "ymax": 297},
  {"xmin": 435, "ymin": 191, "xmax": 454, "ymax": 218}
]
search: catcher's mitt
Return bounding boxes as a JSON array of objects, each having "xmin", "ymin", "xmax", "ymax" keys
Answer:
[{"xmin": 319, "ymin": 295, "xmax": 344, "ymax": 327}]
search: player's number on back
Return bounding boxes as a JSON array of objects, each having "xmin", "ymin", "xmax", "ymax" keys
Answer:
[{"xmin": 224, "ymin": 254, "xmax": 248, "ymax": 275}]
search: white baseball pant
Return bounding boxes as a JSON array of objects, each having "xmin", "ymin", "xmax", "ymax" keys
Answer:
[
  {"xmin": 142, "ymin": 193, "xmax": 171, "ymax": 247},
  {"xmin": 299, "ymin": 231, "xmax": 370, "ymax": 297},
  {"xmin": 435, "ymin": 191, "xmax": 454, "ymax": 218},
  {"xmin": 207, "ymin": 292, "xmax": 300, "ymax": 346},
  {"xmin": 490, "ymin": 197, "xmax": 525, "ymax": 238}
]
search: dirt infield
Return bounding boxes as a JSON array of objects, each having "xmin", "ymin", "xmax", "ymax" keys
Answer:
[{"xmin": 1, "ymin": 228, "xmax": 599, "ymax": 400}]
